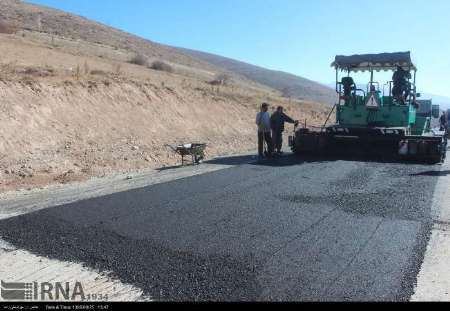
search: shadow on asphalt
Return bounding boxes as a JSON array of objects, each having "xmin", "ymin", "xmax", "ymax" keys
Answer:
[
  {"xmin": 206, "ymin": 154, "xmax": 328, "ymax": 167},
  {"xmin": 410, "ymin": 170, "xmax": 450, "ymax": 177},
  {"xmin": 206, "ymin": 153, "xmax": 441, "ymax": 167},
  {"xmin": 155, "ymin": 155, "xmax": 258, "ymax": 171},
  {"xmin": 156, "ymin": 152, "xmax": 443, "ymax": 172},
  {"xmin": 155, "ymin": 154, "xmax": 311, "ymax": 171},
  {"xmin": 206, "ymin": 155, "xmax": 257, "ymax": 166}
]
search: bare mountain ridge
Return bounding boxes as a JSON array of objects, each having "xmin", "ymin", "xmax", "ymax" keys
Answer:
[
  {"xmin": 178, "ymin": 48, "xmax": 336, "ymax": 105},
  {"xmin": 0, "ymin": 0, "xmax": 335, "ymax": 104}
]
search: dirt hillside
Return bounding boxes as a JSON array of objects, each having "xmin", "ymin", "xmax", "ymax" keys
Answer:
[
  {"xmin": 0, "ymin": 2, "xmax": 332, "ymax": 192},
  {"xmin": 0, "ymin": 0, "xmax": 334, "ymax": 103}
]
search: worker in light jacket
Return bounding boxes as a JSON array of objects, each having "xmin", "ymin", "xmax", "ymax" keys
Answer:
[
  {"xmin": 270, "ymin": 106, "xmax": 298, "ymax": 154},
  {"xmin": 256, "ymin": 103, "xmax": 273, "ymax": 158}
]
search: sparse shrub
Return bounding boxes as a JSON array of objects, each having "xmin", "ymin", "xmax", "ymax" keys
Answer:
[
  {"xmin": 281, "ymin": 87, "xmax": 292, "ymax": 98},
  {"xmin": 209, "ymin": 73, "xmax": 231, "ymax": 86},
  {"xmin": 150, "ymin": 60, "xmax": 173, "ymax": 73},
  {"xmin": 21, "ymin": 66, "xmax": 54, "ymax": 77},
  {"xmin": 113, "ymin": 63, "xmax": 122, "ymax": 75},
  {"xmin": 90, "ymin": 69, "xmax": 107, "ymax": 76},
  {"xmin": 208, "ymin": 73, "xmax": 231, "ymax": 94},
  {"xmin": 129, "ymin": 53, "xmax": 148, "ymax": 66},
  {"xmin": 217, "ymin": 73, "xmax": 231, "ymax": 84},
  {"xmin": 0, "ymin": 20, "xmax": 16, "ymax": 34},
  {"xmin": 84, "ymin": 61, "xmax": 90, "ymax": 75},
  {"xmin": 74, "ymin": 65, "xmax": 81, "ymax": 79}
]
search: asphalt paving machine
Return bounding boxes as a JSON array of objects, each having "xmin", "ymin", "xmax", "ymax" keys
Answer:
[{"xmin": 289, "ymin": 52, "xmax": 447, "ymax": 163}]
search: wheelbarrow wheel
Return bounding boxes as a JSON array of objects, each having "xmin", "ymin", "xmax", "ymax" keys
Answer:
[{"xmin": 194, "ymin": 154, "xmax": 204, "ymax": 164}]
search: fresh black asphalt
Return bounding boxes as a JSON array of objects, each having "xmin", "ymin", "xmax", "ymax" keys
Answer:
[{"xmin": 0, "ymin": 155, "xmax": 442, "ymax": 301}]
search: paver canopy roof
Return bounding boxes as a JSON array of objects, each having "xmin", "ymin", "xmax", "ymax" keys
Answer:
[{"xmin": 331, "ymin": 52, "xmax": 417, "ymax": 72}]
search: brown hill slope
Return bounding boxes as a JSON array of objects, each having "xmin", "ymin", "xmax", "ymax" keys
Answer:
[
  {"xmin": 0, "ymin": 1, "xmax": 331, "ymax": 192},
  {"xmin": 178, "ymin": 48, "xmax": 336, "ymax": 105},
  {"xmin": 0, "ymin": 0, "xmax": 214, "ymax": 70},
  {"xmin": 0, "ymin": 29, "xmax": 329, "ymax": 193},
  {"xmin": 0, "ymin": 0, "xmax": 335, "ymax": 104}
]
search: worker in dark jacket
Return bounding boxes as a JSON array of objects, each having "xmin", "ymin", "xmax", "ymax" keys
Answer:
[
  {"xmin": 440, "ymin": 111, "xmax": 448, "ymax": 132},
  {"xmin": 392, "ymin": 66, "xmax": 411, "ymax": 102},
  {"xmin": 270, "ymin": 106, "xmax": 298, "ymax": 154}
]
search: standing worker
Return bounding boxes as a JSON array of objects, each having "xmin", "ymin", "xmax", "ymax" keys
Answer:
[
  {"xmin": 440, "ymin": 111, "xmax": 449, "ymax": 161},
  {"xmin": 270, "ymin": 106, "xmax": 299, "ymax": 155},
  {"xmin": 440, "ymin": 111, "xmax": 448, "ymax": 132},
  {"xmin": 256, "ymin": 103, "xmax": 273, "ymax": 159},
  {"xmin": 392, "ymin": 66, "xmax": 411, "ymax": 102}
]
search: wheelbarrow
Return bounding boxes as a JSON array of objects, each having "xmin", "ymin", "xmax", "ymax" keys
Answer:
[{"xmin": 166, "ymin": 143, "xmax": 207, "ymax": 166}]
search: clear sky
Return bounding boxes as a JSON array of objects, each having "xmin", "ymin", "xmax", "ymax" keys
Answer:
[{"xmin": 27, "ymin": 0, "xmax": 450, "ymax": 97}]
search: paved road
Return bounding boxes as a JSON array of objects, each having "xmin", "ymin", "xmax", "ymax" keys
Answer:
[{"xmin": 0, "ymin": 155, "xmax": 444, "ymax": 301}]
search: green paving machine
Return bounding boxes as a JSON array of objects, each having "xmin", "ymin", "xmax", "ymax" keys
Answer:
[{"xmin": 290, "ymin": 52, "xmax": 447, "ymax": 163}]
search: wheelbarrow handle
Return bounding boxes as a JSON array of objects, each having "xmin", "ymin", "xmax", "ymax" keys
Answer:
[{"xmin": 165, "ymin": 144, "xmax": 178, "ymax": 152}]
